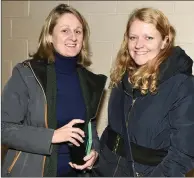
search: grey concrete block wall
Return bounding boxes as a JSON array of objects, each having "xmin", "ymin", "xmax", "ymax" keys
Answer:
[{"xmin": 2, "ymin": 2, "xmax": 194, "ymax": 163}]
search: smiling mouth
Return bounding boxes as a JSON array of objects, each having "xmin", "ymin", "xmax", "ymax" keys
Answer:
[
  {"xmin": 135, "ymin": 51, "xmax": 148, "ymax": 55},
  {"xmin": 65, "ymin": 44, "xmax": 76, "ymax": 47}
]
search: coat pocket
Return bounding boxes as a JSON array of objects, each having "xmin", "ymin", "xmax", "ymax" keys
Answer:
[{"xmin": 92, "ymin": 145, "xmax": 131, "ymax": 177}]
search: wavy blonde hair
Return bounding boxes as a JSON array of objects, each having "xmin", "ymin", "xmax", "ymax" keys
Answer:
[
  {"xmin": 30, "ymin": 4, "xmax": 91, "ymax": 67},
  {"xmin": 110, "ymin": 8, "xmax": 176, "ymax": 94}
]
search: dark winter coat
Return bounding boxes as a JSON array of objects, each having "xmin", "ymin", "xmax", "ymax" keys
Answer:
[
  {"xmin": 1, "ymin": 58, "xmax": 107, "ymax": 177},
  {"xmin": 99, "ymin": 46, "xmax": 194, "ymax": 177}
]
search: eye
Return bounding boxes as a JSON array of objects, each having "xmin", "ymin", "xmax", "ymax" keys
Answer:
[
  {"xmin": 75, "ymin": 30, "xmax": 83, "ymax": 34},
  {"xmin": 62, "ymin": 29, "xmax": 69, "ymax": 33},
  {"xmin": 129, "ymin": 36, "xmax": 137, "ymax": 41},
  {"xmin": 146, "ymin": 36, "xmax": 154, "ymax": 40}
]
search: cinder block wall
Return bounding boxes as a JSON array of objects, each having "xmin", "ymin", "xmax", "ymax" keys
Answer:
[{"xmin": 2, "ymin": 2, "xmax": 194, "ymax": 175}]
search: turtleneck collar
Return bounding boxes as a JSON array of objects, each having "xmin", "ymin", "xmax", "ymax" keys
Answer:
[{"xmin": 54, "ymin": 51, "xmax": 78, "ymax": 74}]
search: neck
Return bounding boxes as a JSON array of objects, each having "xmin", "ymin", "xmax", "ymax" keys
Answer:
[{"xmin": 54, "ymin": 51, "xmax": 78, "ymax": 74}]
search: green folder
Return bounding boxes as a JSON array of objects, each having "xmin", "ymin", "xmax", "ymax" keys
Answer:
[{"xmin": 86, "ymin": 121, "xmax": 92, "ymax": 155}]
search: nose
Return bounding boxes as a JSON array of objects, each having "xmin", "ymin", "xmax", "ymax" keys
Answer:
[
  {"xmin": 135, "ymin": 38, "xmax": 144, "ymax": 49},
  {"xmin": 70, "ymin": 31, "xmax": 77, "ymax": 41}
]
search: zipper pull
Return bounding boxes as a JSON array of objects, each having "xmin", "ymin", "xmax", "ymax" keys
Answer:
[{"xmin": 6, "ymin": 171, "xmax": 11, "ymax": 177}]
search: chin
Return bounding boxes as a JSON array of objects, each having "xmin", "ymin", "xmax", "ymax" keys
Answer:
[
  {"xmin": 68, "ymin": 51, "xmax": 80, "ymax": 56},
  {"xmin": 134, "ymin": 58, "xmax": 147, "ymax": 66},
  {"xmin": 65, "ymin": 52, "xmax": 79, "ymax": 57},
  {"xmin": 134, "ymin": 60, "xmax": 147, "ymax": 66}
]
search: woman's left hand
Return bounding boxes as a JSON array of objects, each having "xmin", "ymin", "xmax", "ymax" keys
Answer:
[{"xmin": 69, "ymin": 149, "xmax": 98, "ymax": 170}]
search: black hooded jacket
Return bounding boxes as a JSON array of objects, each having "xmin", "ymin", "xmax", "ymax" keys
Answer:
[{"xmin": 106, "ymin": 46, "xmax": 194, "ymax": 176}]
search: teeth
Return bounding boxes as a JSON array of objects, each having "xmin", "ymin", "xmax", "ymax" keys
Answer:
[
  {"xmin": 66, "ymin": 44, "xmax": 76, "ymax": 47},
  {"xmin": 135, "ymin": 51, "xmax": 147, "ymax": 55}
]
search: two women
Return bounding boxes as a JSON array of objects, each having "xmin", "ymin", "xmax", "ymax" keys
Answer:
[{"xmin": 2, "ymin": 4, "xmax": 194, "ymax": 177}]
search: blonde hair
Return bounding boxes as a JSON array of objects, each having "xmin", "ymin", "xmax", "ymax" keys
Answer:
[
  {"xmin": 110, "ymin": 8, "xmax": 176, "ymax": 94},
  {"xmin": 30, "ymin": 4, "xmax": 91, "ymax": 67}
]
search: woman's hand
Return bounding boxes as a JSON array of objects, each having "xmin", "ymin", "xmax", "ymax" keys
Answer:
[
  {"xmin": 51, "ymin": 119, "xmax": 85, "ymax": 146},
  {"xmin": 69, "ymin": 150, "xmax": 99, "ymax": 170}
]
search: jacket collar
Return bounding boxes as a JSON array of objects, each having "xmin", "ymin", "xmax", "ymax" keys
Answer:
[
  {"xmin": 27, "ymin": 58, "xmax": 107, "ymax": 121},
  {"xmin": 77, "ymin": 67, "xmax": 107, "ymax": 121}
]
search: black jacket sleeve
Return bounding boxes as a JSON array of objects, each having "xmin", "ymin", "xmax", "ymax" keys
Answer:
[{"xmin": 150, "ymin": 77, "xmax": 194, "ymax": 176}]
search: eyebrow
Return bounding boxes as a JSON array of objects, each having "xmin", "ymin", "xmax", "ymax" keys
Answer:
[
  {"xmin": 128, "ymin": 33, "xmax": 138, "ymax": 36},
  {"xmin": 129, "ymin": 33, "xmax": 154, "ymax": 37},
  {"xmin": 59, "ymin": 25, "xmax": 83, "ymax": 29}
]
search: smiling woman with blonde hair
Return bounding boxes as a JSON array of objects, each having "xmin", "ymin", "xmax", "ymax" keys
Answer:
[
  {"xmin": 93, "ymin": 7, "xmax": 194, "ymax": 177},
  {"xmin": 1, "ymin": 3, "xmax": 107, "ymax": 177},
  {"xmin": 110, "ymin": 8, "xmax": 176, "ymax": 94}
]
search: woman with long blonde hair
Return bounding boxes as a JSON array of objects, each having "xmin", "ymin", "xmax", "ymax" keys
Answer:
[
  {"xmin": 93, "ymin": 7, "xmax": 194, "ymax": 177},
  {"xmin": 2, "ymin": 4, "xmax": 107, "ymax": 177}
]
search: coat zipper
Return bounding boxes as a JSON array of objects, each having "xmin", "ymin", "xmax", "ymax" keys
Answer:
[
  {"xmin": 127, "ymin": 98, "xmax": 136, "ymax": 176},
  {"xmin": 126, "ymin": 99, "xmax": 136, "ymax": 127},
  {"xmin": 112, "ymin": 89, "xmax": 137, "ymax": 177},
  {"xmin": 113, "ymin": 156, "xmax": 121, "ymax": 177},
  {"xmin": 27, "ymin": 62, "xmax": 48, "ymax": 177},
  {"xmin": 125, "ymin": 89, "xmax": 137, "ymax": 176},
  {"xmin": 7, "ymin": 151, "xmax": 22, "ymax": 175}
]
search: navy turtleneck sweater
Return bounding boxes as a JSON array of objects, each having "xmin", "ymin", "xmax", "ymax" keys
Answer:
[{"xmin": 54, "ymin": 52, "xmax": 86, "ymax": 176}]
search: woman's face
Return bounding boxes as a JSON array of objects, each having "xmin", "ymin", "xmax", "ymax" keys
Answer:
[
  {"xmin": 128, "ymin": 19, "xmax": 167, "ymax": 66},
  {"xmin": 51, "ymin": 13, "xmax": 83, "ymax": 57}
]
